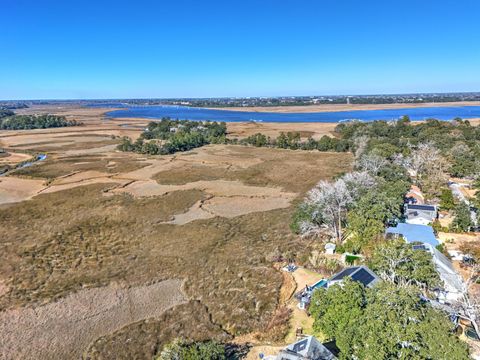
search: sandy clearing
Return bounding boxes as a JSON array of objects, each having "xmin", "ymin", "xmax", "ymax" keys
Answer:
[
  {"xmin": 210, "ymin": 101, "xmax": 480, "ymax": 113},
  {"xmin": 113, "ymin": 179, "xmax": 296, "ymax": 199},
  {"xmin": 169, "ymin": 200, "xmax": 216, "ymax": 225},
  {"xmin": 52, "ymin": 170, "xmax": 112, "ymax": 185},
  {"xmin": 169, "ymin": 195, "xmax": 293, "ymax": 225},
  {"xmin": 0, "ymin": 279, "xmax": 187, "ymax": 360},
  {"xmin": 0, "ymin": 177, "xmax": 46, "ymax": 205},
  {"xmin": 117, "ymin": 179, "xmax": 297, "ymax": 224},
  {"xmin": 114, "ymin": 146, "xmax": 264, "ymax": 182},
  {"xmin": 244, "ymin": 345, "xmax": 284, "ymax": 360},
  {"xmin": 203, "ymin": 195, "xmax": 292, "ymax": 217},
  {"xmin": 0, "ymin": 152, "xmax": 32, "ymax": 165},
  {"xmin": 61, "ymin": 144, "xmax": 118, "ymax": 156},
  {"xmin": 0, "ymin": 133, "xmax": 112, "ymax": 148},
  {"xmin": 40, "ymin": 177, "xmax": 128, "ymax": 195},
  {"xmin": 438, "ymin": 232, "xmax": 480, "ymax": 248},
  {"xmin": 115, "ymin": 158, "xmax": 176, "ymax": 180}
]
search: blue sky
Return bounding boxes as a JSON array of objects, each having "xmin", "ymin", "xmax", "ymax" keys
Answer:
[{"xmin": 2, "ymin": 0, "xmax": 480, "ymax": 100}]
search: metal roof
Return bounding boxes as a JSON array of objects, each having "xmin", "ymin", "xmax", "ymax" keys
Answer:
[{"xmin": 386, "ymin": 223, "xmax": 439, "ymax": 247}]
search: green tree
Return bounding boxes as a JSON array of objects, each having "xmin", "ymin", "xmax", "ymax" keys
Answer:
[
  {"xmin": 346, "ymin": 191, "xmax": 401, "ymax": 252},
  {"xmin": 439, "ymin": 188, "xmax": 455, "ymax": 211},
  {"xmin": 157, "ymin": 339, "xmax": 225, "ymax": 360},
  {"xmin": 275, "ymin": 132, "xmax": 289, "ymax": 149},
  {"xmin": 450, "ymin": 202, "xmax": 473, "ymax": 232},
  {"xmin": 369, "ymin": 239, "xmax": 440, "ymax": 289},
  {"xmin": 309, "ymin": 278, "xmax": 365, "ymax": 353},
  {"xmin": 311, "ymin": 281, "xmax": 470, "ymax": 360},
  {"xmin": 353, "ymin": 284, "xmax": 469, "ymax": 360}
]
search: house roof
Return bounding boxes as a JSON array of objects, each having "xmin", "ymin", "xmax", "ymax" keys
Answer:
[
  {"xmin": 407, "ymin": 204, "xmax": 437, "ymax": 212},
  {"xmin": 329, "ymin": 266, "xmax": 380, "ymax": 288},
  {"xmin": 386, "ymin": 223, "xmax": 439, "ymax": 247},
  {"xmin": 278, "ymin": 336, "xmax": 336, "ymax": 360},
  {"xmin": 432, "ymin": 248, "xmax": 464, "ymax": 293}
]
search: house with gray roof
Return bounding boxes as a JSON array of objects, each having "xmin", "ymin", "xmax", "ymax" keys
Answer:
[
  {"xmin": 327, "ymin": 265, "xmax": 380, "ymax": 288},
  {"xmin": 404, "ymin": 204, "xmax": 438, "ymax": 225},
  {"xmin": 273, "ymin": 336, "xmax": 337, "ymax": 360},
  {"xmin": 431, "ymin": 247, "xmax": 464, "ymax": 301}
]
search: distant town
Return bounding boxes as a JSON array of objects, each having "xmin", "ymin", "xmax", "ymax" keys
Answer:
[{"xmin": 2, "ymin": 91, "xmax": 480, "ymax": 109}]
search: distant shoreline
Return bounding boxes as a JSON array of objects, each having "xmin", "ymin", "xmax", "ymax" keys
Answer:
[{"xmin": 206, "ymin": 101, "xmax": 480, "ymax": 113}]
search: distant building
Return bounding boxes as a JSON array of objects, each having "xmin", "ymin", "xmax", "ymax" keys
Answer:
[
  {"xmin": 404, "ymin": 204, "xmax": 438, "ymax": 225},
  {"xmin": 269, "ymin": 336, "xmax": 337, "ymax": 360}
]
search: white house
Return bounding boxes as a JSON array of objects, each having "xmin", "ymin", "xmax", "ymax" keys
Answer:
[{"xmin": 404, "ymin": 204, "xmax": 438, "ymax": 225}]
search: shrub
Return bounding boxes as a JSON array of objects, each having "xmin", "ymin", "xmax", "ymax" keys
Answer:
[{"xmin": 157, "ymin": 339, "xmax": 226, "ymax": 360}]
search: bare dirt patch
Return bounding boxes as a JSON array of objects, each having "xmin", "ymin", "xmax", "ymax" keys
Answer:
[
  {"xmin": 113, "ymin": 179, "xmax": 296, "ymax": 223},
  {"xmin": 114, "ymin": 179, "xmax": 295, "ymax": 198},
  {"xmin": 0, "ymin": 176, "xmax": 45, "ymax": 205},
  {"xmin": 0, "ymin": 152, "xmax": 31, "ymax": 165},
  {"xmin": 0, "ymin": 280, "xmax": 186, "ymax": 360}
]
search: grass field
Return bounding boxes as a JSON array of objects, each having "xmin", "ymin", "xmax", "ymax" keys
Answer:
[{"xmin": 0, "ymin": 105, "xmax": 353, "ymax": 359}]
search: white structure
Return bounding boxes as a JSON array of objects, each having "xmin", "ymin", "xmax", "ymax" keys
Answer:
[
  {"xmin": 404, "ymin": 204, "xmax": 438, "ymax": 225},
  {"xmin": 324, "ymin": 243, "xmax": 336, "ymax": 255},
  {"xmin": 447, "ymin": 249, "xmax": 466, "ymax": 262}
]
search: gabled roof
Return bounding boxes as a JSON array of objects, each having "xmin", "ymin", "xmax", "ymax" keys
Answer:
[
  {"xmin": 432, "ymin": 248, "xmax": 464, "ymax": 293},
  {"xmin": 386, "ymin": 223, "xmax": 439, "ymax": 247},
  {"xmin": 278, "ymin": 336, "xmax": 336, "ymax": 360},
  {"xmin": 329, "ymin": 266, "xmax": 380, "ymax": 288}
]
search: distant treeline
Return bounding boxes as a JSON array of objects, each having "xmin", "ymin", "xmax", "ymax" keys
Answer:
[
  {"xmin": 118, "ymin": 118, "xmax": 350, "ymax": 155},
  {"xmin": 0, "ymin": 102, "xmax": 29, "ymax": 110},
  {"xmin": 119, "ymin": 116, "xmax": 480, "ymax": 176},
  {"xmin": 240, "ymin": 132, "xmax": 349, "ymax": 152},
  {"xmin": 0, "ymin": 113, "xmax": 82, "ymax": 130},
  {"xmin": 118, "ymin": 118, "xmax": 228, "ymax": 155}
]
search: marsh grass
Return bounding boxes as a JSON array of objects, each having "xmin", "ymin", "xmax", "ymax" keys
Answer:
[{"xmin": 0, "ymin": 145, "xmax": 352, "ymax": 356}]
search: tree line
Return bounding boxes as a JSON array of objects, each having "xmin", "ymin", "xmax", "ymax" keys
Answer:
[
  {"xmin": 117, "ymin": 118, "xmax": 228, "ymax": 155},
  {"xmin": 240, "ymin": 132, "xmax": 350, "ymax": 152},
  {"xmin": 0, "ymin": 113, "xmax": 81, "ymax": 130}
]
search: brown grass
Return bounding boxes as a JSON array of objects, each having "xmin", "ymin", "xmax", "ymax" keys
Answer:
[
  {"xmin": 13, "ymin": 154, "xmax": 146, "ymax": 179},
  {"xmin": 84, "ymin": 301, "xmax": 231, "ymax": 360},
  {"xmin": 0, "ymin": 106, "xmax": 353, "ymax": 358},
  {"xmin": 0, "ymin": 280, "xmax": 186, "ymax": 360},
  {"xmin": 254, "ymin": 306, "xmax": 292, "ymax": 343},
  {"xmin": 153, "ymin": 145, "xmax": 352, "ymax": 194}
]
